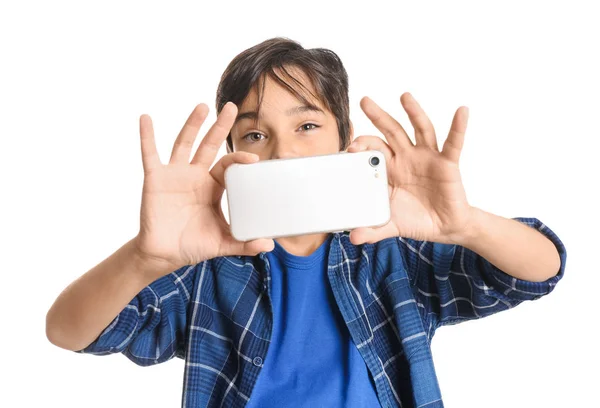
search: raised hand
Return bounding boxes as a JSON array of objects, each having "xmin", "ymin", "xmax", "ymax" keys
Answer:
[
  {"xmin": 347, "ymin": 92, "xmax": 476, "ymax": 246},
  {"xmin": 134, "ymin": 102, "xmax": 275, "ymax": 277}
]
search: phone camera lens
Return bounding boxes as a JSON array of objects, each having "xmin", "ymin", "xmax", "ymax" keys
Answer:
[{"xmin": 369, "ymin": 156, "xmax": 380, "ymax": 167}]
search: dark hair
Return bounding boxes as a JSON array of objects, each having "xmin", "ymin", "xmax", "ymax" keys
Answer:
[{"xmin": 216, "ymin": 37, "xmax": 351, "ymax": 153}]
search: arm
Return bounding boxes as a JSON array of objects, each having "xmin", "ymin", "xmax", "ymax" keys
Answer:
[
  {"xmin": 453, "ymin": 207, "xmax": 562, "ymax": 282},
  {"xmin": 46, "ymin": 236, "xmax": 198, "ymax": 366},
  {"xmin": 74, "ymin": 263, "xmax": 198, "ymax": 365},
  {"xmin": 45, "ymin": 236, "xmax": 171, "ymax": 351},
  {"xmin": 46, "ymin": 103, "xmax": 272, "ymax": 365},
  {"xmin": 399, "ymin": 216, "xmax": 567, "ymax": 330}
]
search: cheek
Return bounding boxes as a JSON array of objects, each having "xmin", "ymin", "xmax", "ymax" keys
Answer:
[
  {"xmin": 304, "ymin": 133, "xmax": 340, "ymax": 155},
  {"xmin": 318, "ymin": 128, "xmax": 341, "ymax": 149}
]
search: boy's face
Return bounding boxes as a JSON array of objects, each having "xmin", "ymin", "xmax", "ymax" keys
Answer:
[{"xmin": 229, "ymin": 68, "xmax": 351, "ymax": 161}]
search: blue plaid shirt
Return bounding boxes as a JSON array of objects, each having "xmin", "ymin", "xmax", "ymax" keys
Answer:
[{"xmin": 76, "ymin": 217, "xmax": 566, "ymax": 408}]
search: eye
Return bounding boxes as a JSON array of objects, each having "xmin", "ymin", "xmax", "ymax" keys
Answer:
[
  {"xmin": 299, "ymin": 123, "xmax": 320, "ymax": 132},
  {"xmin": 242, "ymin": 124, "xmax": 320, "ymax": 143},
  {"xmin": 242, "ymin": 132, "xmax": 266, "ymax": 143}
]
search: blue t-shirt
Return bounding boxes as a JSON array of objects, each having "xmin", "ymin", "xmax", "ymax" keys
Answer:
[{"xmin": 245, "ymin": 234, "xmax": 382, "ymax": 407}]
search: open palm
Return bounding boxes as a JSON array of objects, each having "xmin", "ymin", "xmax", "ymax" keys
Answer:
[
  {"xmin": 135, "ymin": 102, "xmax": 274, "ymax": 276},
  {"xmin": 347, "ymin": 93, "xmax": 476, "ymax": 246}
]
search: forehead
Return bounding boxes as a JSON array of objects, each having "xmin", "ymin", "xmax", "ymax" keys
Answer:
[{"xmin": 239, "ymin": 67, "xmax": 323, "ymax": 111}]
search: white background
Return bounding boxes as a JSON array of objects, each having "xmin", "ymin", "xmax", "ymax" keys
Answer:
[{"xmin": 1, "ymin": 1, "xmax": 597, "ymax": 407}]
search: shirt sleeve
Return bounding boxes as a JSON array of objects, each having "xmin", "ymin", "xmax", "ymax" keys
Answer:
[
  {"xmin": 74, "ymin": 263, "xmax": 199, "ymax": 366},
  {"xmin": 397, "ymin": 217, "xmax": 567, "ymax": 330}
]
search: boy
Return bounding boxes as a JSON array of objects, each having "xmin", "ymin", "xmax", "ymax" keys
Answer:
[{"xmin": 46, "ymin": 37, "xmax": 567, "ymax": 408}]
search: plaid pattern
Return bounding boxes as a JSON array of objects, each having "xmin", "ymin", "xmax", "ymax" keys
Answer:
[{"xmin": 76, "ymin": 217, "xmax": 566, "ymax": 408}]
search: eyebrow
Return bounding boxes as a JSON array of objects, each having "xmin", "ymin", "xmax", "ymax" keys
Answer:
[{"xmin": 234, "ymin": 104, "xmax": 325, "ymax": 125}]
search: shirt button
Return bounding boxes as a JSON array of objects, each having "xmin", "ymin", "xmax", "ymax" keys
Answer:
[{"xmin": 253, "ymin": 356, "xmax": 263, "ymax": 367}]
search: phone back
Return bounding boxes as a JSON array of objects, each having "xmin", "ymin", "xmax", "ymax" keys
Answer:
[{"xmin": 224, "ymin": 150, "xmax": 391, "ymax": 241}]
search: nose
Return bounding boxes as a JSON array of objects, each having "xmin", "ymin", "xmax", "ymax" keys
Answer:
[{"xmin": 270, "ymin": 139, "xmax": 299, "ymax": 160}]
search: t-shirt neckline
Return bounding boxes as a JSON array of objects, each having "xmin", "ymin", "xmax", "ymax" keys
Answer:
[{"xmin": 270, "ymin": 234, "xmax": 334, "ymax": 269}]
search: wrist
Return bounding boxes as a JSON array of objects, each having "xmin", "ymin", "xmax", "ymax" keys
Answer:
[
  {"xmin": 450, "ymin": 206, "xmax": 487, "ymax": 247},
  {"xmin": 128, "ymin": 236, "xmax": 180, "ymax": 284}
]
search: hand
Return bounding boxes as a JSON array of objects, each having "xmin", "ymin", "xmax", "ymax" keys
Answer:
[
  {"xmin": 347, "ymin": 92, "xmax": 476, "ymax": 246},
  {"xmin": 134, "ymin": 102, "xmax": 275, "ymax": 277}
]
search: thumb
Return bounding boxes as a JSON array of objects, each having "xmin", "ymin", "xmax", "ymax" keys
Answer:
[
  {"xmin": 350, "ymin": 221, "xmax": 396, "ymax": 245},
  {"xmin": 227, "ymin": 237, "xmax": 275, "ymax": 257}
]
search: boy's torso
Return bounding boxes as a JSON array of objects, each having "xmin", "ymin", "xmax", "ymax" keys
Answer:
[
  {"xmin": 180, "ymin": 232, "xmax": 442, "ymax": 408},
  {"xmin": 76, "ymin": 217, "xmax": 566, "ymax": 408}
]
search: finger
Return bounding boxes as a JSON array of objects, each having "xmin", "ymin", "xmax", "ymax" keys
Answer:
[
  {"xmin": 346, "ymin": 135, "xmax": 394, "ymax": 165},
  {"xmin": 191, "ymin": 102, "xmax": 237, "ymax": 168},
  {"xmin": 139, "ymin": 114, "xmax": 162, "ymax": 173},
  {"xmin": 169, "ymin": 104, "xmax": 209, "ymax": 164},
  {"xmin": 349, "ymin": 221, "xmax": 398, "ymax": 246},
  {"xmin": 359, "ymin": 96, "xmax": 413, "ymax": 153},
  {"xmin": 441, "ymin": 106, "xmax": 469, "ymax": 164},
  {"xmin": 400, "ymin": 92, "xmax": 439, "ymax": 151},
  {"xmin": 210, "ymin": 151, "xmax": 260, "ymax": 190},
  {"xmin": 231, "ymin": 237, "xmax": 275, "ymax": 257}
]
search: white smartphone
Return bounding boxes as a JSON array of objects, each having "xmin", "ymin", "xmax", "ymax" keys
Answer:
[{"xmin": 224, "ymin": 150, "xmax": 391, "ymax": 241}]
